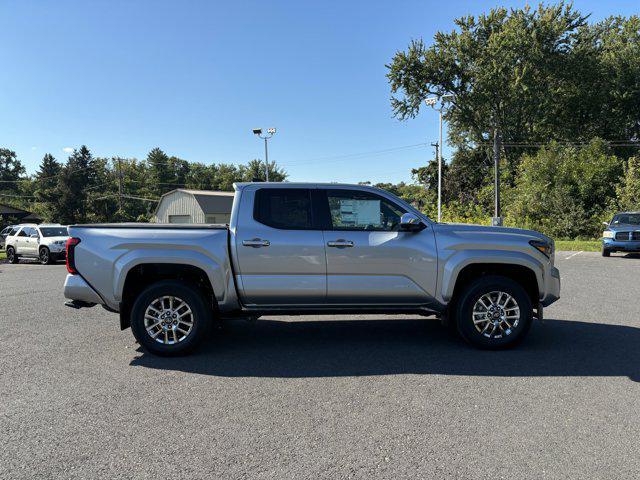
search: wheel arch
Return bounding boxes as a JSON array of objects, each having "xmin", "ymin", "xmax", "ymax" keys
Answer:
[
  {"xmin": 442, "ymin": 252, "xmax": 543, "ymax": 307},
  {"xmin": 119, "ymin": 263, "xmax": 218, "ymax": 330}
]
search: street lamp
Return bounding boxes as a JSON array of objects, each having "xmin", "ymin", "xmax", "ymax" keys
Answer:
[
  {"xmin": 252, "ymin": 127, "xmax": 277, "ymax": 182},
  {"xmin": 424, "ymin": 94, "xmax": 454, "ymax": 222}
]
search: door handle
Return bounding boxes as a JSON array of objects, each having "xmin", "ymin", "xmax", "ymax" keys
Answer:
[
  {"xmin": 242, "ymin": 238, "xmax": 270, "ymax": 248},
  {"xmin": 327, "ymin": 239, "xmax": 354, "ymax": 248}
]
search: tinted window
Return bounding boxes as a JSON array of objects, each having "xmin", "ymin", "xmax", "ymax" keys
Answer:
[
  {"xmin": 17, "ymin": 228, "xmax": 28, "ymax": 237},
  {"xmin": 326, "ymin": 190, "xmax": 406, "ymax": 231},
  {"xmin": 254, "ymin": 189, "xmax": 312, "ymax": 229},
  {"xmin": 40, "ymin": 227, "xmax": 68, "ymax": 237}
]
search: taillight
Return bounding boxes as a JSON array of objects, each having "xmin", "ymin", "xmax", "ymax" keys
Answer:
[{"xmin": 66, "ymin": 237, "xmax": 81, "ymax": 274}]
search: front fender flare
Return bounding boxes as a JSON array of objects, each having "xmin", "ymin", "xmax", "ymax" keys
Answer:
[{"xmin": 440, "ymin": 250, "xmax": 544, "ymax": 303}]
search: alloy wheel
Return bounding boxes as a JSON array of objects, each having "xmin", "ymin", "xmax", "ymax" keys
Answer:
[
  {"xmin": 472, "ymin": 291, "xmax": 520, "ymax": 339},
  {"xmin": 143, "ymin": 296, "xmax": 194, "ymax": 345}
]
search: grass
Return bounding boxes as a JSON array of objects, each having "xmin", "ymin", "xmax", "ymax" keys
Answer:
[
  {"xmin": 555, "ymin": 239, "xmax": 601, "ymax": 252},
  {"xmin": 0, "ymin": 250, "xmax": 5, "ymax": 260}
]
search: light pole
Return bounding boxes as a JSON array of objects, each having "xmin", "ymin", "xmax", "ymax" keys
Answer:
[
  {"xmin": 424, "ymin": 94, "xmax": 454, "ymax": 222},
  {"xmin": 252, "ymin": 127, "xmax": 276, "ymax": 182}
]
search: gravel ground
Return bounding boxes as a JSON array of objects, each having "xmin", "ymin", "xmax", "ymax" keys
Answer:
[{"xmin": 1, "ymin": 252, "xmax": 639, "ymax": 479}]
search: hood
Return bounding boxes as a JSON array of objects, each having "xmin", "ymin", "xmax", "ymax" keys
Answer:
[
  {"xmin": 40, "ymin": 236, "xmax": 69, "ymax": 244},
  {"xmin": 433, "ymin": 223, "xmax": 552, "ymax": 243}
]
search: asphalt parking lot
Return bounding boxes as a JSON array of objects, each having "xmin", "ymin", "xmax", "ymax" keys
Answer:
[{"xmin": 2, "ymin": 252, "xmax": 640, "ymax": 479}]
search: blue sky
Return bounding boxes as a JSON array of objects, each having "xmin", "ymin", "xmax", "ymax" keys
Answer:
[{"xmin": 2, "ymin": 0, "xmax": 638, "ymax": 184}]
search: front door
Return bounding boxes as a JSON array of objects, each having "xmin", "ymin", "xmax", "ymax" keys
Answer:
[
  {"xmin": 321, "ymin": 188, "xmax": 438, "ymax": 305},
  {"xmin": 233, "ymin": 187, "xmax": 327, "ymax": 306}
]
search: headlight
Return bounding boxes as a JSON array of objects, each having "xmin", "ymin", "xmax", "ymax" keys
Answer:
[
  {"xmin": 603, "ymin": 231, "xmax": 614, "ymax": 239},
  {"xmin": 529, "ymin": 239, "xmax": 552, "ymax": 257}
]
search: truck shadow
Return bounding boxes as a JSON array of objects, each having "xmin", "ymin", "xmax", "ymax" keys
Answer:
[{"xmin": 130, "ymin": 318, "xmax": 640, "ymax": 381}]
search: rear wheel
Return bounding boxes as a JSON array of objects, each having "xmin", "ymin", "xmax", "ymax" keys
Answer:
[
  {"xmin": 455, "ymin": 275, "xmax": 533, "ymax": 349},
  {"xmin": 39, "ymin": 247, "xmax": 53, "ymax": 265},
  {"xmin": 130, "ymin": 280, "xmax": 212, "ymax": 356},
  {"xmin": 6, "ymin": 247, "xmax": 18, "ymax": 264}
]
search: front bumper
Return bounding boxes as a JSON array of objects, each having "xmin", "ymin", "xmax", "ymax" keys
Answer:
[
  {"xmin": 541, "ymin": 266, "xmax": 561, "ymax": 307},
  {"xmin": 63, "ymin": 274, "xmax": 103, "ymax": 305},
  {"xmin": 603, "ymin": 239, "xmax": 640, "ymax": 252}
]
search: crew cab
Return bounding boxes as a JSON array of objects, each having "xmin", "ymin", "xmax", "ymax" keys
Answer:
[
  {"xmin": 63, "ymin": 183, "xmax": 560, "ymax": 355},
  {"xmin": 6, "ymin": 224, "xmax": 69, "ymax": 264}
]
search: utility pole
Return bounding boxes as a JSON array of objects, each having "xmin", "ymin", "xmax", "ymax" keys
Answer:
[
  {"xmin": 424, "ymin": 94, "xmax": 454, "ymax": 222},
  {"xmin": 263, "ymin": 137, "xmax": 269, "ymax": 182},
  {"xmin": 430, "ymin": 141, "xmax": 439, "ymax": 216},
  {"xmin": 492, "ymin": 127, "xmax": 502, "ymax": 226},
  {"xmin": 252, "ymin": 128, "xmax": 277, "ymax": 182},
  {"xmin": 117, "ymin": 157, "xmax": 124, "ymax": 212}
]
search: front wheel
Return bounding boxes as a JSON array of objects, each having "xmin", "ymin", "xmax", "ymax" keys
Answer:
[
  {"xmin": 39, "ymin": 247, "xmax": 53, "ymax": 265},
  {"xmin": 455, "ymin": 275, "xmax": 533, "ymax": 349},
  {"xmin": 601, "ymin": 246, "xmax": 611, "ymax": 257},
  {"xmin": 130, "ymin": 280, "xmax": 212, "ymax": 356},
  {"xmin": 6, "ymin": 247, "xmax": 18, "ymax": 264}
]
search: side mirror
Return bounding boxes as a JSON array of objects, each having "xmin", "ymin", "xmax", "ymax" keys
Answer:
[
  {"xmin": 400, "ymin": 213, "xmax": 424, "ymax": 232},
  {"xmin": 30, "ymin": 233, "xmax": 38, "ymax": 238}
]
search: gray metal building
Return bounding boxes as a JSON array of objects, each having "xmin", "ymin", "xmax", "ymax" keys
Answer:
[{"xmin": 153, "ymin": 189, "xmax": 235, "ymax": 224}]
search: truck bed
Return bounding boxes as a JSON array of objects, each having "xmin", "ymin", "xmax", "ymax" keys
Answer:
[{"xmin": 71, "ymin": 223, "xmax": 228, "ymax": 229}]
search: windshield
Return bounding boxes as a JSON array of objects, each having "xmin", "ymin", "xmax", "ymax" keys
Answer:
[
  {"xmin": 611, "ymin": 214, "xmax": 640, "ymax": 226},
  {"xmin": 40, "ymin": 227, "xmax": 68, "ymax": 237}
]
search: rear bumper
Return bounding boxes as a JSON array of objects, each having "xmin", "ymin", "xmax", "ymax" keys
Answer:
[
  {"xmin": 63, "ymin": 274, "xmax": 103, "ymax": 305},
  {"xmin": 603, "ymin": 239, "xmax": 640, "ymax": 251}
]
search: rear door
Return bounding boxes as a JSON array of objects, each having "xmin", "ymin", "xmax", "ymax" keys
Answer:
[
  {"xmin": 14, "ymin": 227, "xmax": 30, "ymax": 254},
  {"xmin": 233, "ymin": 186, "xmax": 327, "ymax": 306},
  {"xmin": 320, "ymin": 188, "xmax": 438, "ymax": 305}
]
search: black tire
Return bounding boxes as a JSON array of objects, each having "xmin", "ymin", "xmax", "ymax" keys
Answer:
[
  {"xmin": 601, "ymin": 247, "xmax": 611, "ymax": 257},
  {"xmin": 130, "ymin": 280, "xmax": 212, "ymax": 356},
  {"xmin": 39, "ymin": 247, "xmax": 53, "ymax": 265},
  {"xmin": 455, "ymin": 275, "xmax": 533, "ymax": 350},
  {"xmin": 6, "ymin": 246, "xmax": 18, "ymax": 264}
]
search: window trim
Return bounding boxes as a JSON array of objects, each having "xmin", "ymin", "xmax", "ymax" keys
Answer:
[
  {"xmin": 253, "ymin": 188, "xmax": 320, "ymax": 231},
  {"xmin": 318, "ymin": 189, "xmax": 408, "ymax": 232}
]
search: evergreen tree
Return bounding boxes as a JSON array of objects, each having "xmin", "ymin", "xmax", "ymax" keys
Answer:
[
  {"xmin": 0, "ymin": 148, "xmax": 26, "ymax": 194},
  {"xmin": 56, "ymin": 146, "xmax": 95, "ymax": 224},
  {"xmin": 147, "ymin": 148, "xmax": 172, "ymax": 196},
  {"xmin": 33, "ymin": 153, "xmax": 62, "ymax": 221}
]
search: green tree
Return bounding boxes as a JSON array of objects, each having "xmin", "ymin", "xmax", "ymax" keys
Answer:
[
  {"xmin": 56, "ymin": 146, "xmax": 96, "ymax": 223},
  {"xmin": 615, "ymin": 157, "xmax": 640, "ymax": 212},
  {"xmin": 0, "ymin": 148, "xmax": 26, "ymax": 194},
  {"xmin": 505, "ymin": 139, "xmax": 622, "ymax": 238},
  {"xmin": 32, "ymin": 153, "xmax": 62, "ymax": 220},
  {"xmin": 387, "ymin": 3, "xmax": 640, "ymax": 206},
  {"xmin": 241, "ymin": 159, "xmax": 287, "ymax": 183},
  {"xmin": 147, "ymin": 148, "xmax": 173, "ymax": 196}
]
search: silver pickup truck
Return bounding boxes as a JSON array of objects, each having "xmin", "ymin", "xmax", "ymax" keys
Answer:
[{"xmin": 63, "ymin": 182, "xmax": 560, "ymax": 355}]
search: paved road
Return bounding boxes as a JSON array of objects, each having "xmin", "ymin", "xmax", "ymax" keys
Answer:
[{"xmin": 1, "ymin": 252, "xmax": 639, "ymax": 479}]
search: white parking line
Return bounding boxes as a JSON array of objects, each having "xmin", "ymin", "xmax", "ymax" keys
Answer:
[{"xmin": 565, "ymin": 251, "xmax": 583, "ymax": 260}]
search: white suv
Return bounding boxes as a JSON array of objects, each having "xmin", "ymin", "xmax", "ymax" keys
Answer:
[{"xmin": 5, "ymin": 224, "xmax": 69, "ymax": 265}]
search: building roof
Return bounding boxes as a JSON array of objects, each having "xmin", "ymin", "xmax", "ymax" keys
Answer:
[
  {"xmin": 155, "ymin": 189, "xmax": 235, "ymax": 216},
  {"xmin": 0, "ymin": 203, "xmax": 32, "ymax": 215}
]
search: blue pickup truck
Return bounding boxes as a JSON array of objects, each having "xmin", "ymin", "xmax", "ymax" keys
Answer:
[{"xmin": 602, "ymin": 212, "xmax": 640, "ymax": 256}]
